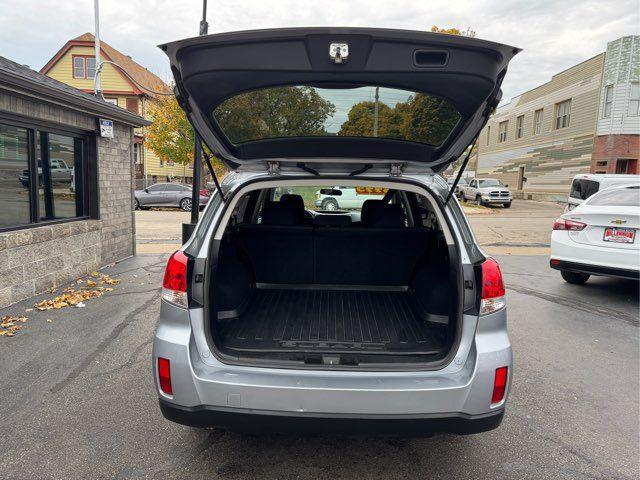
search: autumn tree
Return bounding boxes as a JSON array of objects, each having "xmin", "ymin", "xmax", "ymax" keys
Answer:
[
  {"xmin": 146, "ymin": 95, "xmax": 226, "ymax": 177},
  {"xmin": 430, "ymin": 25, "xmax": 476, "ymax": 37}
]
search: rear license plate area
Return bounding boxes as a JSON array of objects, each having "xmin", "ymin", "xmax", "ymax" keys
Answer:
[{"xmin": 603, "ymin": 227, "xmax": 635, "ymax": 243}]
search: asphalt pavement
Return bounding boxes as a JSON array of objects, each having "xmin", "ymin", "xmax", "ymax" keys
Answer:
[{"xmin": 0, "ymin": 253, "xmax": 637, "ymax": 479}]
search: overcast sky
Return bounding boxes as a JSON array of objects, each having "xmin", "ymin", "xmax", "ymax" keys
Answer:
[{"xmin": 0, "ymin": 0, "xmax": 637, "ymax": 103}]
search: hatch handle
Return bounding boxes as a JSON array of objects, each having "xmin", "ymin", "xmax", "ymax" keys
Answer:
[
  {"xmin": 445, "ymin": 135, "xmax": 479, "ymax": 206},
  {"xmin": 349, "ymin": 164, "xmax": 373, "ymax": 176}
]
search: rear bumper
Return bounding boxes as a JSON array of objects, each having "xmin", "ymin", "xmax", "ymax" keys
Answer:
[
  {"xmin": 550, "ymin": 231, "xmax": 640, "ymax": 278},
  {"xmin": 550, "ymin": 259, "xmax": 639, "ymax": 280},
  {"xmin": 159, "ymin": 399, "xmax": 504, "ymax": 435}
]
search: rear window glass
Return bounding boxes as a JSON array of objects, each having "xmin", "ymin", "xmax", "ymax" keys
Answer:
[
  {"xmin": 587, "ymin": 187, "xmax": 640, "ymax": 206},
  {"xmin": 570, "ymin": 179, "xmax": 599, "ymax": 200},
  {"xmin": 212, "ymin": 86, "xmax": 461, "ymax": 147}
]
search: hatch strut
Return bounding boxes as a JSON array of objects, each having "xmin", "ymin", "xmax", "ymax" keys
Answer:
[
  {"xmin": 445, "ymin": 136, "xmax": 479, "ymax": 205},
  {"xmin": 201, "ymin": 145, "xmax": 225, "ymax": 201}
]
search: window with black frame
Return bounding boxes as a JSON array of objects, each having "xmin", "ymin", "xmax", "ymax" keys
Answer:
[{"xmin": 0, "ymin": 119, "xmax": 91, "ymax": 231}]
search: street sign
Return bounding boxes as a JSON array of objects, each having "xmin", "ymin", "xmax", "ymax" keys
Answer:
[{"xmin": 98, "ymin": 118, "xmax": 114, "ymax": 138}]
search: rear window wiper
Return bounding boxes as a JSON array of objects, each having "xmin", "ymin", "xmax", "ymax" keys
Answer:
[{"xmin": 296, "ymin": 162, "xmax": 320, "ymax": 176}]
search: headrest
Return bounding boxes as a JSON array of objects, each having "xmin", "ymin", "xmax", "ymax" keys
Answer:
[
  {"xmin": 360, "ymin": 199, "xmax": 385, "ymax": 226},
  {"xmin": 279, "ymin": 194, "xmax": 305, "ymax": 213},
  {"xmin": 261, "ymin": 201, "xmax": 303, "ymax": 226},
  {"xmin": 314, "ymin": 214, "xmax": 352, "ymax": 227},
  {"xmin": 369, "ymin": 204, "xmax": 406, "ymax": 228}
]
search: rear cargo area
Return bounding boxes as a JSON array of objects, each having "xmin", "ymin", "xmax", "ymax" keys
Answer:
[
  {"xmin": 209, "ymin": 191, "xmax": 460, "ymax": 367},
  {"xmin": 219, "ymin": 288, "xmax": 447, "ymax": 356}
]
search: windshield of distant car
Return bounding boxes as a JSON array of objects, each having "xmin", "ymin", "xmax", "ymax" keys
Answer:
[
  {"xmin": 478, "ymin": 179, "xmax": 501, "ymax": 187},
  {"xmin": 586, "ymin": 186, "xmax": 640, "ymax": 207}
]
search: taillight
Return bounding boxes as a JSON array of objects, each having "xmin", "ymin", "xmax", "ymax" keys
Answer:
[
  {"xmin": 157, "ymin": 357, "xmax": 173, "ymax": 395},
  {"xmin": 491, "ymin": 366, "xmax": 508, "ymax": 404},
  {"xmin": 199, "ymin": 189, "xmax": 209, "ymax": 197},
  {"xmin": 480, "ymin": 258, "xmax": 506, "ymax": 315},
  {"xmin": 162, "ymin": 250, "xmax": 189, "ymax": 307},
  {"xmin": 553, "ymin": 217, "xmax": 586, "ymax": 231}
]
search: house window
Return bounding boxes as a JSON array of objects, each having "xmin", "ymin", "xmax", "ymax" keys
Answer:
[
  {"xmin": 125, "ymin": 98, "xmax": 139, "ymax": 114},
  {"xmin": 555, "ymin": 100, "xmax": 571, "ymax": 129},
  {"xmin": 72, "ymin": 56, "xmax": 96, "ymax": 79},
  {"xmin": 498, "ymin": 121, "xmax": 508, "ymax": 143},
  {"xmin": 602, "ymin": 85, "xmax": 613, "ymax": 118},
  {"xmin": 104, "ymin": 98, "xmax": 118, "ymax": 106},
  {"xmin": 133, "ymin": 143, "xmax": 142, "ymax": 165},
  {"xmin": 515, "ymin": 115, "xmax": 524, "ymax": 139},
  {"xmin": 0, "ymin": 119, "xmax": 94, "ymax": 231},
  {"xmin": 629, "ymin": 82, "xmax": 639, "ymax": 116},
  {"xmin": 534, "ymin": 109, "xmax": 543, "ymax": 135},
  {"xmin": 487, "ymin": 125, "xmax": 491, "ymax": 145}
]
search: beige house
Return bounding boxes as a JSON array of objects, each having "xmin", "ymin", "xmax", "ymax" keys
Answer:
[
  {"xmin": 475, "ymin": 53, "xmax": 606, "ymax": 195},
  {"xmin": 40, "ymin": 33, "xmax": 192, "ymax": 187}
]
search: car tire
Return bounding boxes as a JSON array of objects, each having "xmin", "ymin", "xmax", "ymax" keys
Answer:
[
  {"xmin": 560, "ymin": 270, "xmax": 590, "ymax": 285},
  {"xmin": 504, "ymin": 202, "xmax": 512, "ymax": 208},
  {"xmin": 134, "ymin": 199, "xmax": 140, "ymax": 210},
  {"xmin": 322, "ymin": 198, "xmax": 339, "ymax": 211},
  {"xmin": 180, "ymin": 198, "xmax": 193, "ymax": 212}
]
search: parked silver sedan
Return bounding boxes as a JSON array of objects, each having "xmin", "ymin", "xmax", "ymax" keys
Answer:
[{"xmin": 134, "ymin": 183, "xmax": 209, "ymax": 211}]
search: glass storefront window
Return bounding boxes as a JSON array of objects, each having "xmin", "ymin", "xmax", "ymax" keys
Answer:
[
  {"xmin": 0, "ymin": 120, "xmax": 90, "ymax": 230},
  {"xmin": 0, "ymin": 124, "xmax": 30, "ymax": 228}
]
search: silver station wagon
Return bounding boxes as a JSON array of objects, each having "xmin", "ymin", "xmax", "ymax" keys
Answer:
[{"xmin": 153, "ymin": 27, "xmax": 518, "ymax": 435}]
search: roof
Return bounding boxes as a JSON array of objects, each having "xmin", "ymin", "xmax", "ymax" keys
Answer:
[
  {"xmin": 0, "ymin": 55, "xmax": 149, "ymax": 127},
  {"xmin": 40, "ymin": 33, "xmax": 171, "ymax": 97}
]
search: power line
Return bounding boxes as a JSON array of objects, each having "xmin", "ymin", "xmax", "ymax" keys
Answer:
[{"xmin": 94, "ymin": 60, "xmax": 175, "ymax": 98}]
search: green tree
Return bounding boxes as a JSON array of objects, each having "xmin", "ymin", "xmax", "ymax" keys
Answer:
[{"xmin": 214, "ymin": 86, "xmax": 335, "ymax": 143}]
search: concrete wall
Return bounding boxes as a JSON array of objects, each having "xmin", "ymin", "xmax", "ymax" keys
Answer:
[{"xmin": 0, "ymin": 91, "xmax": 135, "ymax": 307}]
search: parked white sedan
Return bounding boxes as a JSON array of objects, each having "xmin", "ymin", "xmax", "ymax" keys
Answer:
[{"xmin": 550, "ymin": 183, "xmax": 640, "ymax": 284}]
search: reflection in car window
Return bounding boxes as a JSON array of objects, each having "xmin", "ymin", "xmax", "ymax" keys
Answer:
[
  {"xmin": 587, "ymin": 187, "xmax": 639, "ymax": 206},
  {"xmin": 213, "ymin": 85, "xmax": 461, "ymax": 147},
  {"xmin": 570, "ymin": 179, "xmax": 599, "ymax": 200},
  {"xmin": 478, "ymin": 179, "xmax": 501, "ymax": 187}
]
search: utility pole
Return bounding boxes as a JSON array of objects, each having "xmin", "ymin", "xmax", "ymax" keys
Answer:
[
  {"xmin": 183, "ymin": 0, "xmax": 209, "ymax": 242},
  {"xmin": 373, "ymin": 86, "xmax": 379, "ymax": 137},
  {"xmin": 93, "ymin": 0, "xmax": 101, "ymax": 95}
]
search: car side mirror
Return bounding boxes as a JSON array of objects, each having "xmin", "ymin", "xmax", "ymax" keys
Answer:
[
  {"xmin": 144, "ymin": 188, "xmax": 149, "ymax": 193},
  {"xmin": 320, "ymin": 188, "xmax": 342, "ymax": 196},
  {"xmin": 504, "ymin": 184, "xmax": 509, "ymax": 188}
]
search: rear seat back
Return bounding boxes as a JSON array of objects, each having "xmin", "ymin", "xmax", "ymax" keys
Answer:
[
  {"xmin": 237, "ymin": 201, "xmax": 428, "ymax": 286},
  {"xmin": 238, "ymin": 201, "xmax": 313, "ymax": 283}
]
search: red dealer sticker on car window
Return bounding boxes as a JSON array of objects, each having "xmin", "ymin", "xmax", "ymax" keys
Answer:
[{"xmin": 603, "ymin": 227, "xmax": 635, "ymax": 244}]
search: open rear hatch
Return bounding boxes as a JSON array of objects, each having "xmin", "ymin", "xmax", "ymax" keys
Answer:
[{"xmin": 160, "ymin": 28, "xmax": 519, "ymax": 174}]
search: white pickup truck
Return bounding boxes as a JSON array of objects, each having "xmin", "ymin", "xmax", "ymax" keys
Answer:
[{"xmin": 460, "ymin": 178, "xmax": 512, "ymax": 207}]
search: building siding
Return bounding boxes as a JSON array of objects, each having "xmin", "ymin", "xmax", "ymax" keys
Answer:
[{"xmin": 476, "ymin": 54, "xmax": 605, "ymax": 192}]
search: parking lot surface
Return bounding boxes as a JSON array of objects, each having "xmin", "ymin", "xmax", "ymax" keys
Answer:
[{"xmin": 0, "ymin": 253, "xmax": 637, "ymax": 479}]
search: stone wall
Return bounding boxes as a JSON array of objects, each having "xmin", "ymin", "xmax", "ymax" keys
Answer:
[{"xmin": 0, "ymin": 91, "xmax": 135, "ymax": 308}]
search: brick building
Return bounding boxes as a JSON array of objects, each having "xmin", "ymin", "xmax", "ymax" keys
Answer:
[
  {"xmin": 0, "ymin": 55, "xmax": 148, "ymax": 308},
  {"xmin": 591, "ymin": 36, "xmax": 639, "ymax": 174}
]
